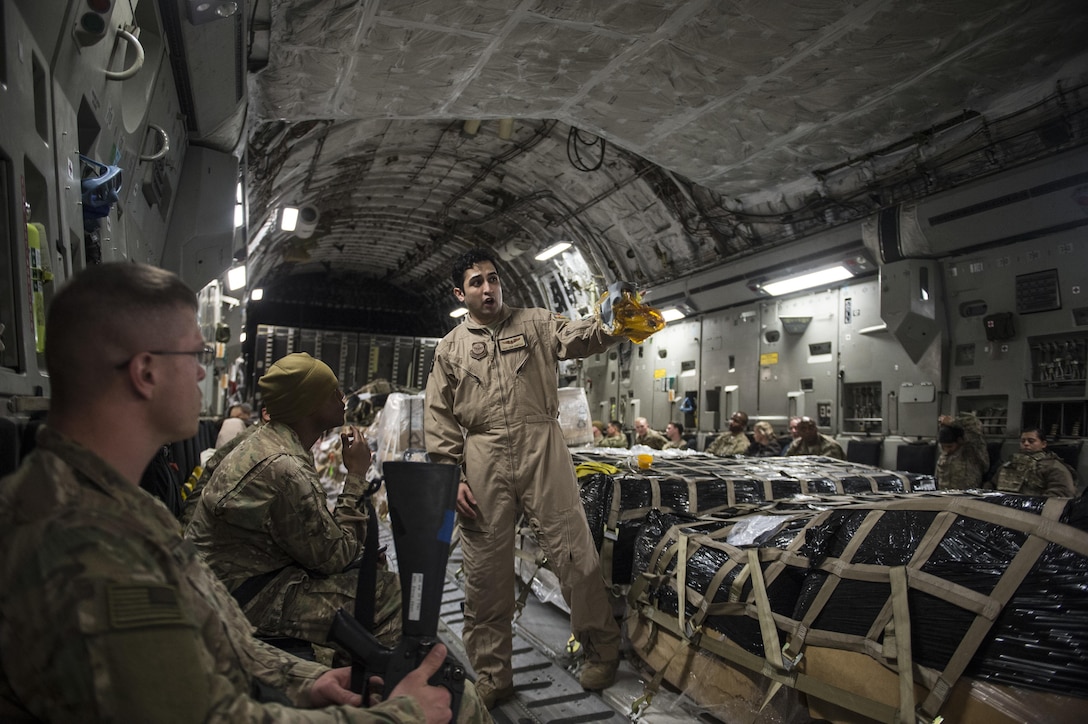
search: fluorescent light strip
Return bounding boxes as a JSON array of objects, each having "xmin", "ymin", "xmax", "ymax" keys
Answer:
[
  {"xmin": 227, "ymin": 265, "xmax": 247, "ymax": 291},
  {"xmin": 450, "ymin": 307, "xmax": 469, "ymax": 318},
  {"xmin": 661, "ymin": 308, "xmax": 686, "ymax": 322},
  {"xmin": 535, "ymin": 241, "xmax": 571, "ymax": 261},
  {"xmin": 281, "ymin": 206, "xmax": 299, "ymax": 232},
  {"xmin": 761, "ymin": 265, "xmax": 853, "ymax": 297}
]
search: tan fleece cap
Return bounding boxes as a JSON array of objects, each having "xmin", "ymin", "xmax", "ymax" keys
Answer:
[{"xmin": 258, "ymin": 352, "xmax": 339, "ymax": 424}]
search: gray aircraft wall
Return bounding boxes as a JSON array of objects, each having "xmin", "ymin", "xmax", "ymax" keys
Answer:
[{"xmin": 581, "ymin": 232, "xmax": 1088, "ymax": 479}]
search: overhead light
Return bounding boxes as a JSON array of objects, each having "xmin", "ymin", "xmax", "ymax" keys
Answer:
[
  {"xmin": 759, "ymin": 265, "xmax": 854, "ymax": 297},
  {"xmin": 239, "ymin": 331, "xmax": 247, "ymax": 343},
  {"xmin": 280, "ymin": 206, "xmax": 299, "ymax": 232},
  {"xmin": 535, "ymin": 242, "xmax": 571, "ymax": 261},
  {"xmin": 661, "ymin": 308, "xmax": 686, "ymax": 322},
  {"xmin": 186, "ymin": 0, "xmax": 238, "ymax": 25},
  {"xmin": 450, "ymin": 307, "xmax": 469, "ymax": 318},
  {"xmin": 221, "ymin": 295, "xmax": 241, "ymax": 307},
  {"xmin": 234, "ymin": 204, "xmax": 244, "ymax": 228},
  {"xmin": 227, "ymin": 265, "xmax": 246, "ymax": 291},
  {"xmin": 250, "ymin": 288, "xmax": 264, "ymax": 301}
]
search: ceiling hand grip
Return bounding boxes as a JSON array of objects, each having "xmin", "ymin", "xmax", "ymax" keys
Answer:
[
  {"xmin": 139, "ymin": 124, "xmax": 170, "ymax": 162},
  {"xmin": 105, "ymin": 28, "xmax": 144, "ymax": 81}
]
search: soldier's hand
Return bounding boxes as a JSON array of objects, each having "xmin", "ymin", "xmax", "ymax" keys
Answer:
[
  {"xmin": 388, "ymin": 643, "xmax": 453, "ymax": 724},
  {"xmin": 309, "ymin": 666, "xmax": 363, "ymax": 708},
  {"xmin": 456, "ymin": 481, "xmax": 477, "ymax": 519},
  {"xmin": 341, "ymin": 425, "xmax": 372, "ymax": 474}
]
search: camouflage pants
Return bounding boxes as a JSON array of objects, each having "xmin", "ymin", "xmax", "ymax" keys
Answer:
[{"xmin": 246, "ymin": 566, "xmax": 402, "ymax": 653}]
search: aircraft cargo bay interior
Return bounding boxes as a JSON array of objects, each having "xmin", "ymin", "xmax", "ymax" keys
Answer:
[{"xmin": 2, "ymin": 1, "xmax": 1088, "ymax": 722}]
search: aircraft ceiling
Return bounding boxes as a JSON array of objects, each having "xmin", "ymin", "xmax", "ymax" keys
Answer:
[{"xmin": 236, "ymin": 0, "xmax": 1088, "ymax": 337}]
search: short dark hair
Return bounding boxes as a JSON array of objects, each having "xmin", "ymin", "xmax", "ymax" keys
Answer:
[
  {"xmin": 938, "ymin": 425, "xmax": 964, "ymax": 444},
  {"xmin": 451, "ymin": 248, "xmax": 498, "ymax": 290},
  {"xmin": 668, "ymin": 421, "xmax": 684, "ymax": 434},
  {"xmin": 1021, "ymin": 426, "xmax": 1049, "ymax": 443}
]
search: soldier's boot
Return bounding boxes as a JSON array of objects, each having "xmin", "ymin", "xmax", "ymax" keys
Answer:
[
  {"xmin": 579, "ymin": 658, "xmax": 619, "ymax": 691},
  {"xmin": 476, "ymin": 680, "xmax": 515, "ymax": 709}
]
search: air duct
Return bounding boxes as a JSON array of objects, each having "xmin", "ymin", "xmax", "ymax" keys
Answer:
[{"xmin": 862, "ymin": 146, "xmax": 1088, "ymax": 263}]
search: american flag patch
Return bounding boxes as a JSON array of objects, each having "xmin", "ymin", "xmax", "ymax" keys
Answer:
[{"xmin": 107, "ymin": 585, "xmax": 185, "ymax": 628}]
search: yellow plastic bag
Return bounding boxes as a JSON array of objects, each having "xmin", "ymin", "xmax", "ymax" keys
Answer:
[{"xmin": 598, "ymin": 287, "xmax": 666, "ymax": 343}]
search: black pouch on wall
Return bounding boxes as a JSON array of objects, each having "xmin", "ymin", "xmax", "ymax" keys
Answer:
[{"xmin": 984, "ymin": 312, "xmax": 1015, "ymax": 341}]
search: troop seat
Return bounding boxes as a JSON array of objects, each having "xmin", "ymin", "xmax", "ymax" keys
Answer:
[
  {"xmin": 847, "ymin": 438, "xmax": 883, "ymax": 466},
  {"xmin": 896, "ymin": 441, "xmax": 936, "ymax": 475}
]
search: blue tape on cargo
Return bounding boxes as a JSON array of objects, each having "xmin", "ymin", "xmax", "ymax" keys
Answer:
[{"xmin": 438, "ymin": 509, "xmax": 456, "ymax": 544}]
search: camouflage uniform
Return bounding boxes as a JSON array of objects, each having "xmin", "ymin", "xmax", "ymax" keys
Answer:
[
  {"xmin": 599, "ymin": 433, "xmax": 628, "ymax": 448},
  {"xmin": 634, "ymin": 429, "xmax": 668, "ymax": 450},
  {"xmin": 185, "ymin": 421, "xmax": 401, "ymax": 650},
  {"xmin": 0, "ymin": 426, "xmax": 426, "ymax": 722},
  {"xmin": 179, "ymin": 422, "xmax": 259, "ymax": 527},
  {"xmin": 785, "ymin": 434, "xmax": 846, "ymax": 460},
  {"xmin": 663, "ymin": 439, "xmax": 688, "ymax": 450},
  {"xmin": 993, "ymin": 450, "xmax": 1077, "ymax": 497},
  {"xmin": 706, "ymin": 431, "xmax": 750, "ymax": 457},
  {"xmin": 936, "ymin": 413, "xmax": 989, "ymax": 490}
]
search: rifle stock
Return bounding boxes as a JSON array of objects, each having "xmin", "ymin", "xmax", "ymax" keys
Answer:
[{"xmin": 328, "ymin": 461, "xmax": 465, "ymax": 715}]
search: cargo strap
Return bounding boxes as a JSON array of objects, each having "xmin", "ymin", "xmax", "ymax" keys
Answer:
[
  {"xmin": 629, "ymin": 493, "xmax": 1082, "ymax": 724},
  {"xmin": 631, "ymin": 597, "xmax": 900, "ymax": 723},
  {"xmin": 916, "ymin": 496, "xmax": 1068, "ymax": 721}
]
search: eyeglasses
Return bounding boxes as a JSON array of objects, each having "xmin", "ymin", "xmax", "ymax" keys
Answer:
[{"xmin": 115, "ymin": 345, "xmax": 216, "ymax": 370}]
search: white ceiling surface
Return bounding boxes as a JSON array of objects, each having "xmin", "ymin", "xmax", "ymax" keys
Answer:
[{"xmin": 244, "ymin": 0, "xmax": 1088, "ymax": 323}]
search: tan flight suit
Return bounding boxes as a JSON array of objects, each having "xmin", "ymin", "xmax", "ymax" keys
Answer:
[{"xmin": 425, "ymin": 306, "xmax": 622, "ymax": 696}]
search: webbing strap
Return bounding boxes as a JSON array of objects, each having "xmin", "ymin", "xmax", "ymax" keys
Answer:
[
  {"xmin": 634, "ymin": 602, "xmax": 900, "ymax": 723},
  {"xmin": 747, "ymin": 548, "xmax": 786, "ymax": 671},
  {"xmin": 784, "ymin": 510, "xmax": 884, "ymax": 661},
  {"xmin": 888, "ymin": 566, "xmax": 915, "ymax": 724},
  {"xmin": 918, "ymin": 531, "xmax": 1050, "ymax": 720},
  {"xmin": 676, "ymin": 532, "xmax": 690, "ymax": 634}
]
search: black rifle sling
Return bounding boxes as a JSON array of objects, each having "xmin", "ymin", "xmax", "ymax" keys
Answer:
[
  {"xmin": 354, "ymin": 499, "xmax": 379, "ymax": 630},
  {"xmin": 349, "ymin": 499, "xmax": 380, "ymax": 695}
]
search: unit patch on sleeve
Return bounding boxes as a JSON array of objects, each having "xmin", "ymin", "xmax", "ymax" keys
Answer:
[{"xmin": 498, "ymin": 334, "xmax": 527, "ymax": 352}]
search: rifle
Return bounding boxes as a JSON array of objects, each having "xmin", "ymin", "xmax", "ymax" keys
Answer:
[{"xmin": 328, "ymin": 461, "xmax": 465, "ymax": 716}]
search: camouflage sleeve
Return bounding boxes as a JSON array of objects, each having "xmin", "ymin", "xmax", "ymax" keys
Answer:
[
  {"xmin": 705, "ymin": 434, "xmax": 726, "ymax": 456},
  {"xmin": 955, "ymin": 413, "xmax": 990, "ymax": 471},
  {"xmin": 0, "ymin": 519, "xmax": 422, "ymax": 723},
  {"xmin": 1041, "ymin": 458, "xmax": 1077, "ymax": 497},
  {"xmin": 266, "ymin": 456, "xmax": 366, "ymax": 575}
]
